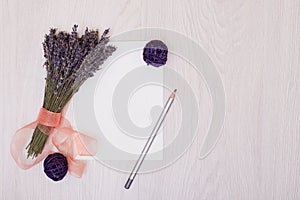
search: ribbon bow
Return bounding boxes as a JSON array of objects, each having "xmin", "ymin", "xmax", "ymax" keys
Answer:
[{"xmin": 10, "ymin": 107, "xmax": 97, "ymax": 178}]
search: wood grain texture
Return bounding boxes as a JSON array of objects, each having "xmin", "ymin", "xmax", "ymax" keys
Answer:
[{"xmin": 1, "ymin": 0, "xmax": 300, "ymax": 199}]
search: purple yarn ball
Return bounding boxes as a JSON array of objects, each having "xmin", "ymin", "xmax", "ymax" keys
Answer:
[
  {"xmin": 143, "ymin": 40, "xmax": 168, "ymax": 67},
  {"xmin": 44, "ymin": 153, "xmax": 68, "ymax": 181}
]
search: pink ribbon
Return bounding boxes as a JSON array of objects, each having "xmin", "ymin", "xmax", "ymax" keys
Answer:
[{"xmin": 10, "ymin": 107, "xmax": 97, "ymax": 178}]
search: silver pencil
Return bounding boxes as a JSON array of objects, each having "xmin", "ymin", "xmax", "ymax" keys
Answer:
[{"xmin": 124, "ymin": 89, "xmax": 177, "ymax": 189}]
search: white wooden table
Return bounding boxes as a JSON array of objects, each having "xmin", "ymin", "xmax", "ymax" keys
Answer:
[{"xmin": 1, "ymin": 0, "xmax": 300, "ymax": 199}]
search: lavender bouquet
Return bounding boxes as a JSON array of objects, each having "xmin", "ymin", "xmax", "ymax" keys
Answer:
[{"xmin": 26, "ymin": 25, "xmax": 116, "ymax": 158}]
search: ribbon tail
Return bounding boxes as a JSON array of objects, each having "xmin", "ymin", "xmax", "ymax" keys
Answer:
[
  {"xmin": 10, "ymin": 121, "xmax": 53, "ymax": 169},
  {"xmin": 74, "ymin": 132, "xmax": 98, "ymax": 156},
  {"xmin": 67, "ymin": 157, "xmax": 87, "ymax": 178}
]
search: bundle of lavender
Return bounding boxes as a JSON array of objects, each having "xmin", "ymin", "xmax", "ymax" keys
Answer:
[{"xmin": 26, "ymin": 25, "xmax": 116, "ymax": 158}]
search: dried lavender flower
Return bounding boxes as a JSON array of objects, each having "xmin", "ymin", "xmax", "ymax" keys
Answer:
[{"xmin": 26, "ymin": 25, "xmax": 116, "ymax": 158}]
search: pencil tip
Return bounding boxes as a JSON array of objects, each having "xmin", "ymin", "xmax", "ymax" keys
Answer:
[{"xmin": 170, "ymin": 89, "xmax": 177, "ymax": 98}]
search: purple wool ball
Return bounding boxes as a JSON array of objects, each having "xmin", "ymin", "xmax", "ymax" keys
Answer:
[
  {"xmin": 143, "ymin": 40, "xmax": 168, "ymax": 67},
  {"xmin": 44, "ymin": 153, "xmax": 68, "ymax": 181}
]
